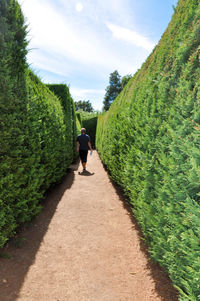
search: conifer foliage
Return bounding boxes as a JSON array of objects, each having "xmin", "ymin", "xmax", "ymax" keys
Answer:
[
  {"xmin": 96, "ymin": 0, "xmax": 200, "ymax": 299},
  {"xmin": 0, "ymin": 0, "xmax": 28, "ymax": 246},
  {"xmin": 82, "ymin": 114, "xmax": 98, "ymax": 148},
  {"xmin": 103, "ymin": 70, "xmax": 122, "ymax": 111},
  {"xmin": 46, "ymin": 84, "xmax": 77, "ymax": 162},
  {"xmin": 0, "ymin": 1, "xmax": 77, "ymax": 247}
]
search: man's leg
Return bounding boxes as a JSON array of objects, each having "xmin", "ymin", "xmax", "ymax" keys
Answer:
[
  {"xmin": 82, "ymin": 150, "xmax": 88, "ymax": 171},
  {"xmin": 79, "ymin": 150, "xmax": 88, "ymax": 171}
]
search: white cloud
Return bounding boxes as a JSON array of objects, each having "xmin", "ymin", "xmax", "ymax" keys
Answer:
[
  {"xmin": 71, "ymin": 88, "xmax": 105, "ymax": 98},
  {"xmin": 70, "ymin": 88, "xmax": 105, "ymax": 110},
  {"xmin": 106, "ymin": 22, "xmax": 155, "ymax": 51},
  {"xmin": 18, "ymin": 0, "xmax": 155, "ymax": 110},
  {"xmin": 21, "ymin": 0, "xmax": 128, "ymax": 71},
  {"xmin": 20, "ymin": 0, "xmax": 144, "ymax": 79},
  {"xmin": 27, "ymin": 50, "xmax": 70, "ymax": 77},
  {"xmin": 75, "ymin": 2, "xmax": 83, "ymax": 12}
]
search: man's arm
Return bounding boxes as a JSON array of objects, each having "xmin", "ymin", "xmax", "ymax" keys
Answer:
[
  {"xmin": 76, "ymin": 141, "xmax": 79, "ymax": 152},
  {"xmin": 88, "ymin": 141, "xmax": 92, "ymax": 151}
]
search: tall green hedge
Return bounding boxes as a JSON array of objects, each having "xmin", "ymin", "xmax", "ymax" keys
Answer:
[
  {"xmin": 96, "ymin": 0, "xmax": 200, "ymax": 299},
  {"xmin": 46, "ymin": 84, "xmax": 76, "ymax": 162},
  {"xmin": 0, "ymin": 1, "xmax": 76, "ymax": 247},
  {"xmin": 82, "ymin": 117, "xmax": 97, "ymax": 148},
  {"xmin": 0, "ymin": 0, "xmax": 28, "ymax": 246},
  {"xmin": 27, "ymin": 73, "xmax": 73, "ymax": 192},
  {"xmin": 76, "ymin": 112, "xmax": 82, "ymax": 126},
  {"xmin": 77, "ymin": 111, "xmax": 98, "ymax": 148}
]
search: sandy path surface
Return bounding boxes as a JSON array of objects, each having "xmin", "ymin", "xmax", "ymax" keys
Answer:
[{"xmin": 0, "ymin": 151, "xmax": 178, "ymax": 301}]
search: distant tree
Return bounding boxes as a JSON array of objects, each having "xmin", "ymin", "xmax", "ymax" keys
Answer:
[
  {"xmin": 103, "ymin": 71, "xmax": 132, "ymax": 111},
  {"xmin": 103, "ymin": 70, "xmax": 122, "ymax": 111},
  {"xmin": 121, "ymin": 74, "xmax": 132, "ymax": 89},
  {"xmin": 75, "ymin": 100, "xmax": 94, "ymax": 112}
]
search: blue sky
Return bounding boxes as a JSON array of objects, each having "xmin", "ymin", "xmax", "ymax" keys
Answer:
[{"xmin": 18, "ymin": 0, "xmax": 178, "ymax": 110}]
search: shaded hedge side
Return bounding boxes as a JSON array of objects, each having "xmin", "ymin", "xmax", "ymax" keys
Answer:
[
  {"xmin": 96, "ymin": 0, "xmax": 200, "ymax": 299},
  {"xmin": 67, "ymin": 96, "xmax": 80, "ymax": 159},
  {"xmin": 0, "ymin": 1, "xmax": 77, "ymax": 247},
  {"xmin": 82, "ymin": 117, "xmax": 98, "ymax": 148},
  {"xmin": 77, "ymin": 111, "xmax": 98, "ymax": 148}
]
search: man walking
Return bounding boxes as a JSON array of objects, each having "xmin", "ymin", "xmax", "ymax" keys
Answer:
[{"xmin": 76, "ymin": 128, "xmax": 92, "ymax": 171}]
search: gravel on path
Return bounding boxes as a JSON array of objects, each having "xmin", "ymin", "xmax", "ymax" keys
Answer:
[{"xmin": 0, "ymin": 151, "xmax": 178, "ymax": 301}]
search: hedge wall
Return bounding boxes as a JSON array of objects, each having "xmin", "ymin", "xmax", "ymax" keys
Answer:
[
  {"xmin": 0, "ymin": 1, "xmax": 76, "ymax": 247},
  {"xmin": 0, "ymin": 0, "xmax": 28, "ymax": 247},
  {"xmin": 82, "ymin": 117, "xmax": 97, "ymax": 148},
  {"xmin": 46, "ymin": 84, "xmax": 77, "ymax": 162},
  {"xmin": 77, "ymin": 111, "xmax": 98, "ymax": 148},
  {"xmin": 96, "ymin": 0, "xmax": 200, "ymax": 299},
  {"xmin": 76, "ymin": 112, "xmax": 82, "ymax": 126}
]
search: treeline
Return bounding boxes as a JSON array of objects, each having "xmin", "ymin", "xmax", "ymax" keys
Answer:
[
  {"xmin": 0, "ymin": 0, "xmax": 78, "ymax": 247},
  {"xmin": 96, "ymin": 0, "xmax": 200, "ymax": 299}
]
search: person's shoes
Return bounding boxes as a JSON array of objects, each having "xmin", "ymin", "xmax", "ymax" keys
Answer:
[{"xmin": 83, "ymin": 168, "xmax": 86, "ymax": 171}]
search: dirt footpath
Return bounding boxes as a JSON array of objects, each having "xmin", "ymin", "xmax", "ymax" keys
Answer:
[{"xmin": 0, "ymin": 151, "xmax": 178, "ymax": 301}]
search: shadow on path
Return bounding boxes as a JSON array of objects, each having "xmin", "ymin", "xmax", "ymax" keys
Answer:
[
  {"xmin": 108, "ymin": 179, "xmax": 179, "ymax": 301},
  {"xmin": 0, "ymin": 160, "xmax": 79, "ymax": 301},
  {"xmin": 78, "ymin": 170, "xmax": 95, "ymax": 176}
]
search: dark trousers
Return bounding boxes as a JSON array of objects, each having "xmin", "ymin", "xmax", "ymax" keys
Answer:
[{"xmin": 79, "ymin": 149, "xmax": 88, "ymax": 163}]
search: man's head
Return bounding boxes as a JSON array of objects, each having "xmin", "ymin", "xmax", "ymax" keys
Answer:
[{"xmin": 81, "ymin": 128, "xmax": 86, "ymax": 134}]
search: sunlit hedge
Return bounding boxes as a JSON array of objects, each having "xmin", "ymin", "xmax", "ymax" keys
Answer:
[
  {"xmin": 76, "ymin": 112, "xmax": 82, "ymax": 126},
  {"xmin": 0, "ymin": 0, "xmax": 28, "ymax": 246},
  {"xmin": 96, "ymin": 0, "xmax": 200, "ymax": 299},
  {"xmin": 46, "ymin": 84, "xmax": 77, "ymax": 162},
  {"xmin": 0, "ymin": 1, "xmax": 76, "ymax": 247}
]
